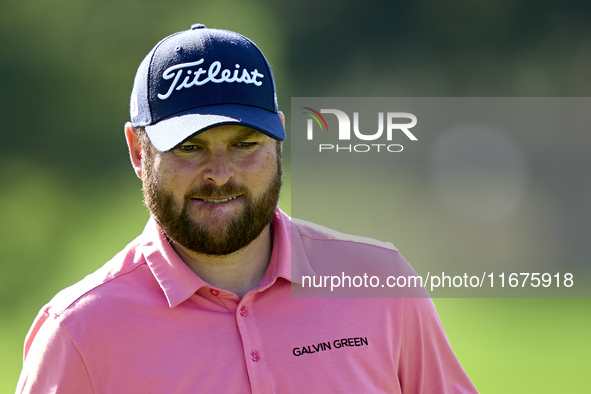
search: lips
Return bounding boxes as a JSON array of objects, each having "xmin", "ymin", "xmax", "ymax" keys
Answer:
[
  {"xmin": 200, "ymin": 196, "xmax": 239, "ymax": 204},
  {"xmin": 192, "ymin": 195, "xmax": 241, "ymax": 204}
]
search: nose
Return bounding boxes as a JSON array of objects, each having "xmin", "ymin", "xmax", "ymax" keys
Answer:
[{"xmin": 202, "ymin": 148, "xmax": 235, "ymax": 186}]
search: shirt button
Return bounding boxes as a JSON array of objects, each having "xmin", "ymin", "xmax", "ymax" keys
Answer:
[
  {"xmin": 250, "ymin": 350, "xmax": 260, "ymax": 362},
  {"xmin": 239, "ymin": 307, "xmax": 248, "ymax": 317},
  {"xmin": 210, "ymin": 289, "xmax": 219, "ymax": 296}
]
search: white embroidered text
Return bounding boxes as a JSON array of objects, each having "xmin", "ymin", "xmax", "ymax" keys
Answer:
[{"xmin": 158, "ymin": 59, "xmax": 264, "ymax": 100}]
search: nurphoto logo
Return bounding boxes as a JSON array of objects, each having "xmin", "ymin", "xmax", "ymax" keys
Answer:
[{"xmin": 302, "ymin": 107, "xmax": 418, "ymax": 153}]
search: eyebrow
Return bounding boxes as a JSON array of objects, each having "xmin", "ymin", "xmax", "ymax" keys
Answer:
[
  {"xmin": 228, "ymin": 129, "xmax": 259, "ymax": 143},
  {"xmin": 184, "ymin": 128, "xmax": 261, "ymax": 145}
]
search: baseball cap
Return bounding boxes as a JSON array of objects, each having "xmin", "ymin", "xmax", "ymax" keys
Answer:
[{"xmin": 130, "ymin": 23, "xmax": 285, "ymax": 152}]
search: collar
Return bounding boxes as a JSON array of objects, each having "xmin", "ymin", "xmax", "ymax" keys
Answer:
[{"xmin": 139, "ymin": 207, "xmax": 313, "ymax": 307}]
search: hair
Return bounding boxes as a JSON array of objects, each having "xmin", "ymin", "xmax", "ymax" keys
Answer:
[
  {"xmin": 133, "ymin": 126, "xmax": 152, "ymax": 155},
  {"xmin": 133, "ymin": 126, "xmax": 155, "ymax": 180}
]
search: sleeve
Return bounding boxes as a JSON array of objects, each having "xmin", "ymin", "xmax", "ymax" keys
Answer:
[
  {"xmin": 397, "ymin": 297, "xmax": 478, "ymax": 393},
  {"xmin": 16, "ymin": 309, "xmax": 95, "ymax": 394}
]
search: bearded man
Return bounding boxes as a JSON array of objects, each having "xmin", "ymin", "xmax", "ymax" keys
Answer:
[{"xmin": 17, "ymin": 24, "xmax": 477, "ymax": 393}]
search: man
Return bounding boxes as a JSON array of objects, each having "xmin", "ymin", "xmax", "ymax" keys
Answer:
[{"xmin": 17, "ymin": 24, "xmax": 477, "ymax": 393}]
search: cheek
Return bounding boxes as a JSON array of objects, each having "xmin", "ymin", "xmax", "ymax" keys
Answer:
[
  {"xmin": 241, "ymin": 149, "xmax": 279, "ymax": 187},
  {"xmin": 152, "ymin": 156, "xmax": 197, "ymax": 191}
]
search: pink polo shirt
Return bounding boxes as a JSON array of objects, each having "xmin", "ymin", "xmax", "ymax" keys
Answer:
[{"xmin": 17, "ymin": 208, "xmax": 477, "ymax": 393}]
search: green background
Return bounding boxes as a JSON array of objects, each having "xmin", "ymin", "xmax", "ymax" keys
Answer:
[{"xmin": 2, "ymin": 0, "xmax": 590, "ymax": 392}]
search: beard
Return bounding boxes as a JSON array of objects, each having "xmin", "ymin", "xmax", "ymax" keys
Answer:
[{"xmin": 142, "ymin": 145, "xmax": 282, "ymax": 256}]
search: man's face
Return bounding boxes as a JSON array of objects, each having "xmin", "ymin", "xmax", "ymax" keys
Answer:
[{"xmin": 141, "ymin": 125, "xmax": 282, "ymax": 256}]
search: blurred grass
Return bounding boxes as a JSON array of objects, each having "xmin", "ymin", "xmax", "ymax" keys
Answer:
[
  {"xmin": 434, "ymin": 298, "xmax": 591, "ymax": 393},
  {"xmin": 0, "ymin": 159, "xmax": 149, "ymax": 389}
]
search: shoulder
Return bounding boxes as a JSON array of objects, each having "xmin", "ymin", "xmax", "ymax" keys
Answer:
[
  {"xmin": 290, "ymin": 217, "xmax": 415, "ymax": 278},
  {"xmin": 44, "ymin": 234, "xmax": 152, "ymax": 320},
  {"xmin": 288, "ymin": 216, "xmax": 428, "ymax": 298},
  {"xmin": 291, "ymin": 217, "xmax": 399, "ymax": 252},
  {"xmin": 22, "ymin": 233, "xmax": 159, "ymax": 360}
]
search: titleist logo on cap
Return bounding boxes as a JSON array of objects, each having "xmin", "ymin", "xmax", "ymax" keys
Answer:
[{"xmin": 158, "ymin": 59, "xmax": 265, "ymax": 100}]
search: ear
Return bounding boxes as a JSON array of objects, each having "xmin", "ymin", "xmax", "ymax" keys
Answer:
[
  {"xmin": 124, "ymin": 122, "xmax": 143, "ymax": 179},
  {"xmin": 279, "ymin": 111, "xmax": 285, "ymax": 127},
  {"xmin": 278, "ymin": 112, "xmax": 285, "ymax": 151}
]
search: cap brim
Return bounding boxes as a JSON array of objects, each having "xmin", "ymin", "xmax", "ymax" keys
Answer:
[{"xmin": 144, "ymin": 104, "xmax": 285, "ymax": 152}]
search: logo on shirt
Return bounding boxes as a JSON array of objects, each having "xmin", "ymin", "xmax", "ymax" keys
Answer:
[{"xmin": 292, "ymin": 336, "xmax": 368, "ymax": 356}]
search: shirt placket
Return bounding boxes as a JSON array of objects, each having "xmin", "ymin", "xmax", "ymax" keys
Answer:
[{"xmin": 232, "ymin": 293, "xmax": 274, "ymax": 394}]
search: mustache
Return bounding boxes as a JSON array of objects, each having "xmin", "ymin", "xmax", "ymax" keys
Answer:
[{"xmin": 185, "ymin": 183, "xmax": 249, "ymax": 200}]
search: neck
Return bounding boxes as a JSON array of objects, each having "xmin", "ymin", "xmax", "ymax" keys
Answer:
[{"xmin": 171, "ymin": 224, "xmax": 273, "ymax": 298}]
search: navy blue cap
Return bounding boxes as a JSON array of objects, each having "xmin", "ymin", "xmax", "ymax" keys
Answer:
[{"xmin": 130, "ymin": 24, "xmax": 285, "ymax": 152}]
